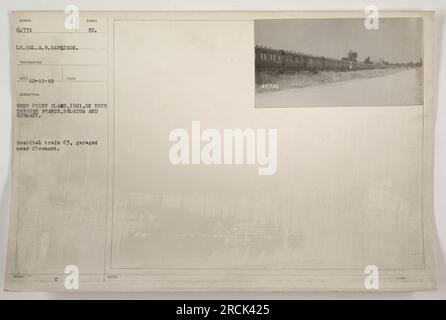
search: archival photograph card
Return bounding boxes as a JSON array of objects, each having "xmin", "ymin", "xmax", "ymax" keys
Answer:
[{"xmin": 5, "ymin": 11, "xmax": 436, "ymax": 292}]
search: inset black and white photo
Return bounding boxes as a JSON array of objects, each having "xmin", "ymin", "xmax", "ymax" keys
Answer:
[{"xmin": 255, "ymin": 18, "xmax": 423, "ymax": 107}]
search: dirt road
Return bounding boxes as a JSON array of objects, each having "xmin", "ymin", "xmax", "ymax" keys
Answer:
[{"xmin": 255, "ymin": 68, "xmax": 423, "ymax": 108}]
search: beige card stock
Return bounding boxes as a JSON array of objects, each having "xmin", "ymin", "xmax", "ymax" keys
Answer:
[{"xmin": 5, "ymin": 11, "xmax": 436, "ymax": 291}]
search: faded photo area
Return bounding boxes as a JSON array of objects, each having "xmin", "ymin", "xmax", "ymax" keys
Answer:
[{"xmin": 255, "ymin": 18, "xmax": 423, "ymax": 107}]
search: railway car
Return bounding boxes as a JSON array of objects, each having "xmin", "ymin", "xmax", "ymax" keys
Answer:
[
  {"xmin": 282, "ymin": 51, "xmax": 306, "ymax": 70},
  {"xmin": 255, "ymin": 46, "xmax": 284, "ymax": 70},
  {"xmin": 255, "ymin": 46, "xmax": 385, "ymax": 72}
]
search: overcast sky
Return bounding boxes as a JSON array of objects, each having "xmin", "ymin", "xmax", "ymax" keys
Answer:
[{"xmin": 255, "ymin": 18, "xmax": 422, "ymax": 63}]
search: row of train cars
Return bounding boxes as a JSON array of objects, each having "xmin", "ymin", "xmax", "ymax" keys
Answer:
[{"xmin": 255, "ymin": 46, "xmax": 390, "ymax": 72}]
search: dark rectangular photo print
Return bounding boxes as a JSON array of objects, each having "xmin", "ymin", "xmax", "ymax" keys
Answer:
[{"xmin": 255, "ymin": 18, "xmax": 423, "ymax": 107}]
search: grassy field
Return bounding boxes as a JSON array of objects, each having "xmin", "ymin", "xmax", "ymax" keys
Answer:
[{"xmin": 255, "ymin": 67, "xmax": 420, "ymax": 93}]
